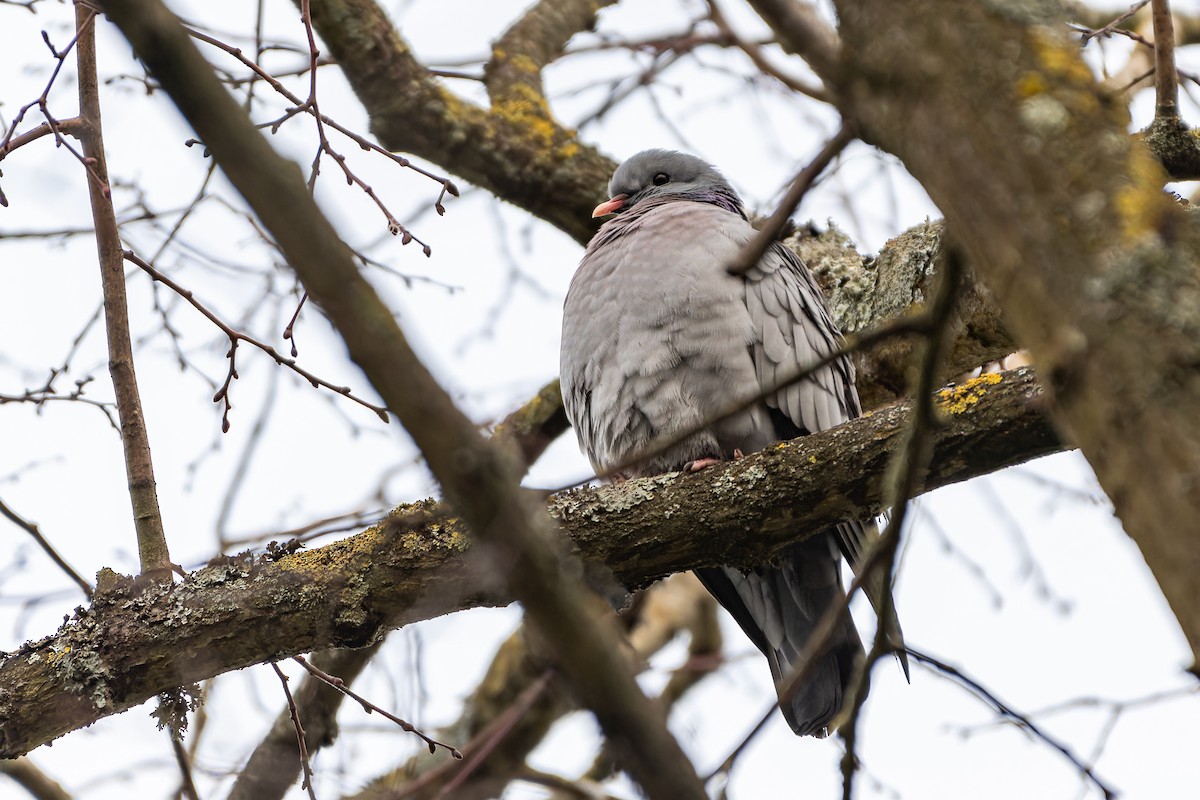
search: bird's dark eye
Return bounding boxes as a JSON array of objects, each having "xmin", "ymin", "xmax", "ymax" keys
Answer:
[{"xmin": 652, "ymin": 172, "xmax": 670, "ymax": 186}]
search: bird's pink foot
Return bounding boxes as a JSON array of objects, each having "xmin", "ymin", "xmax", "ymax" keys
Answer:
[
  {"xmin": 732, "ymin": 448, "xmax": 745, "ymax": 459},
  {"xmin": 684, "ymin": 457, "xmax": 723, "ymax": 473}
]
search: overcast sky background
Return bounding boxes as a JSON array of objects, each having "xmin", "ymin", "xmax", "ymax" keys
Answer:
[{"xmin": 2, "ymin": 1, "xmax": 1199, "ymax": 798}]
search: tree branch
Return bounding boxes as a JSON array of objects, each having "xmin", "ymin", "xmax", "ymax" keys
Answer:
[
  {"xmin": 97, "ymin": 2, "xmax": 706, "ymax": 796},
  {"xmin": 0, "ymin": 757, "xmax": 73, "ymax": 800},
  {"xmin": 0, "ymin": 366, "xmax": 1062, "ymax": 758},
  {"xmin": 745, "ymin": 0, "xmax": 841, "ymax": 86},
  {"xmin": 301, "ymin": 0, "xmax": 616, "ymax": 246},
  {"xmin": 75, "ymin": 4, "xmax": 173, "ymax": 579},
  {"xmin": 831, "ymin": 0, "xmax": 1200, "ymax": 665}
]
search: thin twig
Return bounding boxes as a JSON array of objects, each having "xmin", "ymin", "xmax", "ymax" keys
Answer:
[
  {"xmin": 183, "ymin": 24, "xmax": 458, "ymax": 241},
  {"xmin": 0, "ymin": 498, "xmax": 94, "ymax": 598},
  {"xmin": 726, "ymin": 123, "xmax": 855, "ymax": 276},
  {"xmin": 271, "ymin": 663, "xmax": 319, "ymax": 800},
  {"xmin": 169, "ymin": 735, "xmax": 200, "ymax": 800},
  {"xmin": 291, "ymin": 655, "xmax": 463, "ymax": 759},
  {"xmin": 416, "ymin": 672, "xmax": 553, "ymax": 800},
  {"xmin": 908, "ymin": 648, "xmax": 1118, "ymax": 799},
  {"xmin": 1076, "ymin": 0, "xmax": 1152, "ymax": 43},
  {"xmin": 706, "ymin": 0, "xmax": 828, "ymax": 102},
  {"xmin": 123, "ymin": 250, "xmax": 390, "ymax": 428},
  {"xmin": 840, "ymin": 244, "xmax": 964, "ymax": 798}
]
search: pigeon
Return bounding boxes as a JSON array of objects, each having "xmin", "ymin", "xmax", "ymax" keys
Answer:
[{"xmin": 559, "ymin": 149, "xmax": 903, "ymax": 737}]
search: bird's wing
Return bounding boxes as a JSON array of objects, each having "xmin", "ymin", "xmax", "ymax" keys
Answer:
[
  {"xmin": 744, "ymin": 242, "xmax": 907, "ymax": 674},
  {"xmin": 743, "ymin": 241, "xmax": 860, "ymax": 437}
]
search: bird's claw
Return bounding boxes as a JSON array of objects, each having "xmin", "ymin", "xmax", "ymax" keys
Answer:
[{"xmin": 684, "ymin": 456, "xmax": 723, "ymax": 472}]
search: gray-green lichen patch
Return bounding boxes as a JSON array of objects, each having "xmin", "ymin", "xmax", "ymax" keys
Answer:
[
  {"xmin": 709, "ymin": 462, "xmax": 767, "ymax": 499},
  {"xmin": 553, "ymin": 473, "xmax": 677, "ymax": 523}
]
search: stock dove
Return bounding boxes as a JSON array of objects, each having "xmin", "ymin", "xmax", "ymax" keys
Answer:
[{"xmin": 560, "ymin": 149, "xmax": 903, "ymax": 736}]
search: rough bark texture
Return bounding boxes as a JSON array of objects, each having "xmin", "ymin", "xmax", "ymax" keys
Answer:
[
  {"xmin": 832, "ymin": 0, "xmax": 1200, "ymax": 665},
  {"xmin": 302, "ymin": 0, "xmax": 615, "ymax": 247},
  {"xmin": 0, "ymin": 367, "xmax": 1060, "ymax": 757}
]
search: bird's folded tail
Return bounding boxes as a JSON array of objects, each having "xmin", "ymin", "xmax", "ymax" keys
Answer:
[
  {"xmin": 835, "ymin": 519, "xmax": 910, "ymax": 681},
  {"xmin": 695, "ymin": 533, "xmax": 864, "ymax": 737}
]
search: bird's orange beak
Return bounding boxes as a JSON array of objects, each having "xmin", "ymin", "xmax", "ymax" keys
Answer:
[{"xmin": 592, "ymin": 194, "xmax": 628, "ymax": 218}]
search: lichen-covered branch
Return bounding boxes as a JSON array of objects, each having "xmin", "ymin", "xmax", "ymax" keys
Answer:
[
  {"xmin": 301, "ymin": 0, "xmax": 615, "ymax": 246},
  {"xmin": 485, "ymin": 0, "xmax": 617, "ymax": 106},
  {"xmin": 0, "ymin": 366, "xmax": 1062, "ymax": 758},
  {"xmin": 832, "ymin": 0, "xmax": 1200, "ymax": 664}
]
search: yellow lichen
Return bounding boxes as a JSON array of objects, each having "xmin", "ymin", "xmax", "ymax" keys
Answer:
[
  {"xmin": 493, "ymin": 83, "xmax": 557, "ymax": 148},
  {"xmin": 1116, "ymin": 144, "xmax": 1172, "ymax": 241},
  {"xmin": 508, "ymin": 54, "xmax": 540, "ymax": 74},
  {"xmin": 936, "ymin": 372, "xmax": 1002, "ymax": 414},
  {"xmin": 1017, "ymin": 72, "xmax": 1047, "ymax": 98},
  {"xmin": 1030, "ymin": 27, "xmax": 1092, "ymax": 86},
  {"xmin": 1018, "ymin": 28, "xmax": 1102, "ymax": 121}
]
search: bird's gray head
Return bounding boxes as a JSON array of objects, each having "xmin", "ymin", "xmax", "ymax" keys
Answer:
[{"xmin": 592, "ymin": 149, "xmax": 745, "ymax": 219}]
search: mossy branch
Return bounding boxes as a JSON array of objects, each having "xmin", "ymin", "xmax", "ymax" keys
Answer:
[{"xmin": 0, "ymin": 366, "xmax": 1061, "ymax": 758}]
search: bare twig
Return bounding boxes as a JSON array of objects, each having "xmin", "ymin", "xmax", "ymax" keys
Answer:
[
  {"xmin": 74, "ymin": 4, "xmax": 174, "ymax": 579},
  {"xmin": 839, "ymin": 244, "xmax": 964, "ymax": 798},
  {"xmin": 908, "ymin": 648, "xmax": 1118, "ymax": 799},
  {"xmin": 726, "ymin": 123, "xmax": 855, "ymax": 276},
  {"xmin": 0, "ymin": 498, "xmax": 93, "ymax": 598},
  {"xmin": 291, "ymin": 655, "xmax": 462, "ymax": 759},
  {"xmin": 1076, "ymin": 0, "xmax": 1152, "ymax": 43},
  {"xmin": 122, "ymin": 250, "xmax": 390, "ymax": 428},
  {"xmin": 271, "ymin": 663, "xmax": 319, "ymax": 800},
  {"xmin": 183, "ymin": 24, "xmax": 457, "ymax": 244},
  {"xmin": 1152, "ymin": 0, "xmax": 1179, "ymax": 115},
  {"xmin": 0, "ymin": 379, "xmax": 118, "ymax": 429},
  {"xmin": 744, "ymin": 0, "xmax": 842, "ymax": 84},
  {"xmin": 169, "ymin": 735, "xmax": 200, "ymax": 800},
  {"xmin": 707, "ymin": 0, "xmax": 829, "ymax": 102}
]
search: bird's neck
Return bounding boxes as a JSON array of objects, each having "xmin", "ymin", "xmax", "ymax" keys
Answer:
[{"xmin": 694, "ymin": 188, "xmax": 747, "ymax": 219}]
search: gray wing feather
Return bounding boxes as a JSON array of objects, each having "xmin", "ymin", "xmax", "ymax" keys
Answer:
[{"xmin": 744, "ymin": 242, "xmax": 907, "ymax": 674}]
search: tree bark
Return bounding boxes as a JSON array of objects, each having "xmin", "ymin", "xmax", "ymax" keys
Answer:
[
  {"xmin": 831, "ymin": 0, "xmax": 1200, "ymax": 666},
  {"xmin": 0, "ymin": 366, "xmax": 1060, "ymax": 758}
]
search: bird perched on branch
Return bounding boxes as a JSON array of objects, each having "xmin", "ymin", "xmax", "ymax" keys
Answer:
[{"xmin": 559, "ymin": 149, "xmax": 904, "ymax": 736}]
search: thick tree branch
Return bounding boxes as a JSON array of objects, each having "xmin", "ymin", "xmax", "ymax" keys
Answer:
[
  {"xmin": 0, "ymin": 366, "xmax": 1062, "ymax": 758},
  {"xmin": 745, "ymin": 0, "xmax": 841, "ymax": 86},
  {"xmin": 831, "ymin": 0, "xmax": 1200, "ymax": 664},
  {"xmin": 485, "ymin": 0, "xmax": 617, "ymax": 105},
  {"xmin": 301, "ymin": 0, "xmax": 614, "ymax": 246}
]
